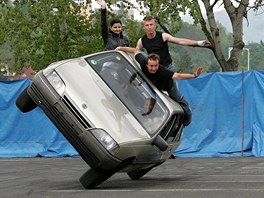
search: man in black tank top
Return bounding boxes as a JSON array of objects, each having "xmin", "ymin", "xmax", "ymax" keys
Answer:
[
  {"xmin": 141, "ymin": 31, "xmax": 172, "ymax": 67},
  {"xmin": 136, "ymin": 16, "xmax": 211, "ymax": 126},
  {"xmin": 136, "ymin": 16, "xmax": 211, "ymax": 68}
]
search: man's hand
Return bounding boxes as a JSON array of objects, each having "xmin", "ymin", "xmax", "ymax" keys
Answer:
[
  {"xmin": 194, "ymin": 67, "xmax": 203, "ymax": 77},
  {"xmin": 96, "ymin": 0, "xmax": 106, "ymax": 9},
  {"xmin": 197, "ymin": 40, "xmax": 211, "ymax": 47}
]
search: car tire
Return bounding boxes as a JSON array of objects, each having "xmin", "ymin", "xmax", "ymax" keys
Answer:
[
  {"xmin": 127, "ymin": 167, "xmax": 153, "ymax": 180},
  {"xmin": 16, "ymin": 86, "xmax": 37, "ymax": 112},
  {"xmin": 79, "ymin": 168, "xmax": 115, "ymax": 189}
]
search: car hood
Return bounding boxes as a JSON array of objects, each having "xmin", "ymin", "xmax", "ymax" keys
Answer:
[{"xmin": 52, "ymin": 58, "xmax": 150, "ymax": 144}]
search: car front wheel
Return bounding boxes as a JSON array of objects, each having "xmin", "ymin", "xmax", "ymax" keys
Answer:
[
  {"xmin": 127, "ymin": 167, "xmax": 153, "ymax": 180},
  {"xmin": 79, "ymin": 168, "xmax": 116, "ymax": 189}
]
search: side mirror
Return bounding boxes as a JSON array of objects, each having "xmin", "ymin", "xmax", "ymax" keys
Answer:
[{"xmin": 153, "ymin": 135, "xmax": 168, "ymax": 151}]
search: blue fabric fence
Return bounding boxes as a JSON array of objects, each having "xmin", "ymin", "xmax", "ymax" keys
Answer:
[
  {"xmin": 175, "ymin": 70, "xmax": 264, "ymax": 157},
  {"xmin": 1, "ymin": 70, "xmax": 264, "ymax": 157},
  {"xmin": 0, "ymin": 79, "xmax": 77, "ymax": 157}
]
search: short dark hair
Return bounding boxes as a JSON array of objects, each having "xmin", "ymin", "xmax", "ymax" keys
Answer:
[
  {"xmin": 110, "ymin": 19, "xmax": 122, "ymax": 27},
  {"xmin": 147, "ymin": 53, "xmax": 160, "ymax": 62},
  {"xmin": 143, "ymin": 16, "xmax": 155, "ymax": 22}
]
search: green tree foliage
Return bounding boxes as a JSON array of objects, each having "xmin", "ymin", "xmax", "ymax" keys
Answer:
[
  {"xmin": 110, "ymin": 0, "xmax": 193, "ymax": 33},
  {"xmin": 0, "ymin": 0, "xmax": 102, "ymax": 72},
  {"xmin": 240, "ymin": 43, "xmax": 264, "ymax": 70},
  {"xmin": 0, "ymin": 0, "xmax": 145, "ymax": 72},
  {"xmin": 125, "ymin": 19, "xmax": 145, "ymax": 48},
  {"xmin": 168, "ymin": 21, "xmax": 233, "ymax": 72},
  {"xmin": 110, "ymin": 0, "xmax": 264, "ymax": 71},
  {"xmin": 1, "ymin": 0, "xmax": 263, "ymax": 74}
]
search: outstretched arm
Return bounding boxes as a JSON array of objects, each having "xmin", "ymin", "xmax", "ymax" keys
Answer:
[
  {"xmin": 116, "ymin": 46, "xmax": 141, "ymax": 55},
  {"xmin": 172, "ymin": 67, "xmax": 203, "ymax": 80},
  {"xmin": 162, "ymin": 33, "xmax": 211, "ymax": 48}
]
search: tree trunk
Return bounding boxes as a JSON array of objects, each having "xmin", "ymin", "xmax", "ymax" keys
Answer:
[
  {"xmin": 224, "ymin": 0, "xmax": 249, "ymax": 71},
  {"xmin": 200, "ymin": 0, "xmax": 249, "ymax": 71}
]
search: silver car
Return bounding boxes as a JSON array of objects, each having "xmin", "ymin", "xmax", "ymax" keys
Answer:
[{"xmin": 16, "ymin": 50, "xmax": 184, "ymax": 189}]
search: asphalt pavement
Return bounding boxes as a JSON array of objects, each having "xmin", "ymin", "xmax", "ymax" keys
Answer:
[{"xmin": 1, "ymin": 157, "xmax": 264, "ymax": 198}]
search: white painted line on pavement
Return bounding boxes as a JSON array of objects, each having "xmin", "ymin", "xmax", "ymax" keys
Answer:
[
  {"xmin": 49, "ymin": 188, "xmax": 264, "ymax": 192},
  {"xmin": 242, "ymin": 167, "xmax": 264, "ymax": 169}
]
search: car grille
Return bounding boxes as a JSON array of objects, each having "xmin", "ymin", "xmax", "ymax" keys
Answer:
[
  {"xmin": 29, "ymin": 83, "xmax": 100, "ymax": 165},
  {"xmin": 61, "ymin": 95, "xmax": 91, "ymax": 130},
  {"xmin": 159, "ymin": 114, "xmax": 183, "ymax": 143}
]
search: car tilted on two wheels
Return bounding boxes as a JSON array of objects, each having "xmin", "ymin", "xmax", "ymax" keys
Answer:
[{"xmin": 16, "ymin": 50, "xmax": 184, "ymax": 189}]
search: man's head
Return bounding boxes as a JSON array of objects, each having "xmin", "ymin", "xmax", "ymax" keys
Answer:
[
  {"xmin": 146, "ymin": 53, "xmax": 160, "ymax": 73},
  {"xmin": 143, "ymin": 16, "xmax": 157, "ymax": 35}
]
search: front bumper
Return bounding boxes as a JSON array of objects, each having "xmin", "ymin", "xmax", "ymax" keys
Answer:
[{"xmin": 28, "ymin": 72, "xmax": 122, "ymax": 171}]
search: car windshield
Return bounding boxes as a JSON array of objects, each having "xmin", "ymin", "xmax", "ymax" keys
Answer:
[{"xmin": 85, "ymin": 52, "xmax": 169, "ymax": 135}]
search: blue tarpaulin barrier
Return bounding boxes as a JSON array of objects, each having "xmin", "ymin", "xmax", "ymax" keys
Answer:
[
  {"xmin": 1, "ymin": 70, "xmax": 264, "ymax": 158},
  {"xmin": 175, "ymin": 70, "xmax": 264, "ymax": 157},
  {"xmin": 0, "ymin": 79, "xmax": 77, "ymax": 157}
]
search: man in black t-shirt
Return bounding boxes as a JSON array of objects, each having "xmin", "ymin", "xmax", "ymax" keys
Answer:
[{"xmin": 116, "ymin": 46, "xmax": 203, "ymax": 126}]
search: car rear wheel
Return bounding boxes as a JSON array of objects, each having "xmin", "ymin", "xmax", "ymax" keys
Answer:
[
  {"xmin": 79, "ymin": 168, "xmax": 116, "ymax": 189},
  {"xmin": 16, "ymin": 86, "xmax": 37, "ymax": 112}
]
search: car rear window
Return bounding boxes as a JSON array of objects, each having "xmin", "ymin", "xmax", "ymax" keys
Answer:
[{"xmin": 85, "ymin": 52, "xmax": 169, "ymax": 135}]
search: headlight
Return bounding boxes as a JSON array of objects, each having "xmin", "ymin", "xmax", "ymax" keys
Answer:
[
  {"xmin": 45, "ymin": 71, "xmax": 65, "ymax": 96},
  {"xmin": 90, "ymin": 129, "xmax": 119, "ymax": 154}
]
